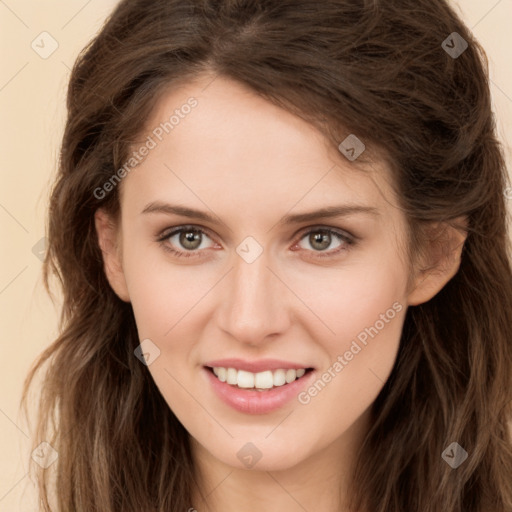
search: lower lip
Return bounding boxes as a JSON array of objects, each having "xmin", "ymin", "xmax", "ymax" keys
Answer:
[{"xmin": 203, "ymin": 367, "xmax": 316, "ymax": 414}]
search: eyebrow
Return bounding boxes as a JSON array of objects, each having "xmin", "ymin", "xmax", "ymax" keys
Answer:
[{"xmin": 141, "ymin": 201, "xmax": 380, "ymax": 225}]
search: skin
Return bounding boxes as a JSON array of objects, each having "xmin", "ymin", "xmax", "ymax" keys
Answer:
[{"xmin": 95, "ymin": 74, "xmax": 466, "ymax": 512}]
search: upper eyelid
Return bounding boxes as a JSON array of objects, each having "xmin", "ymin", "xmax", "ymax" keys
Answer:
[{"xmin": 160, "ymin": 225, "xmax": 218, "ymax": 243}]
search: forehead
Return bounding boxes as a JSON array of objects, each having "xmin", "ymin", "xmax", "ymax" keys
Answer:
[{"xmin": 119, "ymin": 75, "xmax": 401, "ymax": 222}]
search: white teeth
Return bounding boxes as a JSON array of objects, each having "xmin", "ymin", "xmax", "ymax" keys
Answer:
[
  {"xmin": 237, "ymin": 370, "xmax": 254, "ymax": 388},
  {"xmin": 286, "ymin": 369, "xmax": 296, "ymax": 383},
  {"xmin": 273, "ymin": 369, "xmax": 286, "ymax": 387},
  {"xmin": 226, "ymin": 367, "xmax": 238, "ymax": 385},
  {"xmin": 211, "ymin": 366, "xmax": 309, "ymax": 390},
  {"xmin": 254, "ymin": 370, "xmax": 273, "ymax": 389},
  {"xmin": 216, "ymin": 367, "xmax": 227, "ymax": 382}
]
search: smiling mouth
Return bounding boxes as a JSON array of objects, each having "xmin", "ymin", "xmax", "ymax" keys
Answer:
[{"xmin": 205, "ymin": 366, "xmax": 314, "ymax": 391}]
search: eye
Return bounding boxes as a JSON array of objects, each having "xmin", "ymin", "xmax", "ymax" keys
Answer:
[
  {"xmin": 157, "ymin": 225, "xmax": 217, "ymax": 258},
  {"xmin": 157, "ymin": 225, "xmax": 356, "ymax": 259},
  {"xmin": 293, "ymin": 227, "xmax": 355, "ymax": 257}
]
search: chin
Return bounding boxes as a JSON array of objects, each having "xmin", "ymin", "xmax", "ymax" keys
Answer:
[{"xmin": 209, "ymin": 440, "xmax": 310, "ymax": 472}]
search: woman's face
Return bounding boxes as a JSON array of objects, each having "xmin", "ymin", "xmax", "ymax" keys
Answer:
[{"xmin": 98, "ymin": 75, "xmax": 422, "ymax": 473}]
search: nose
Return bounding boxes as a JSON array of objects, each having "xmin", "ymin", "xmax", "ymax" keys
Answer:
[{"xmin": 215, "ymin": 247, "xmax": 292, "ymax": 347}]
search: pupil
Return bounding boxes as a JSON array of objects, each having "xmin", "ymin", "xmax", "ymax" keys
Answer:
[
  {"xmin": 311, "ymin": 231, "xmax": 330, "ymax": 250},
  {"xmin": 181, "ymin": 230, "xmax": 201, "ymax": 249}
]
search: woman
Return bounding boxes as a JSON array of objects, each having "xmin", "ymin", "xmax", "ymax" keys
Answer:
[{"xmin": 22, "ymin": 0, "xmax": 512, "ymax": 510}]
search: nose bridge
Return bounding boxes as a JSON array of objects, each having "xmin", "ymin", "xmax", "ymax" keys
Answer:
[{"xmin": 217, "ymin": 247, "xmax": 289, "ymax": 343}]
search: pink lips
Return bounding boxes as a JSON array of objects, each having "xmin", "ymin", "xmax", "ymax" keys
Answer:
[{"xmin": 202, "ymin": 362, "xmax": 316, "ymax": 415}]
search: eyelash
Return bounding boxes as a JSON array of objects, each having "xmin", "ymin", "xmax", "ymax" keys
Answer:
[{"xmin": 156, "ymin": 225, "xmax": 356, "ymax": 260}]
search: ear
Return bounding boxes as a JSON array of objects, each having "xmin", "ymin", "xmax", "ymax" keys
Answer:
[
  {"xmin": 94, "ymin": 208, "xmax": 131, "ymax": 302},
  {"xmin": 407, "ymin": 217, "xmax": 468, "ymax": 306}
]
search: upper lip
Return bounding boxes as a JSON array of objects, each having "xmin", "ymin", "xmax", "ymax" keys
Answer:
[{"xmin": 204, "ymin": 358, "xmax": 314, "ymax": 373}]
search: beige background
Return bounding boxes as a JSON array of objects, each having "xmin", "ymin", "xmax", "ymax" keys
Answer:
[{"xmin": 1, "ymin": 1, "xmax": 511, "ymax": 509}]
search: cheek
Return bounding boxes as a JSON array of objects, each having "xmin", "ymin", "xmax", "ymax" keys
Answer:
[
  {"xmin": 300, "ymin": 299, "xmax": 405, "ymax": 440},
  {"xmin": 304, "ymin": 267, "xmax": 407, "ymax": 414},
  {"xmin": 291, "ymin": 254, "xmax": 407, "ymax": 411},
  {"xmin": 122, "ymin": 241, "xmax": 215, "ymax": 337},
  {"xmin": 291, "ymin": 253, "xmax": 407, "ymax": 349}
]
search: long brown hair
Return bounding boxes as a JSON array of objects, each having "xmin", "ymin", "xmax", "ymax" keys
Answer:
[{"xmin": 21, "ymin": 0, "xmax": 512, "ymax": 510}]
